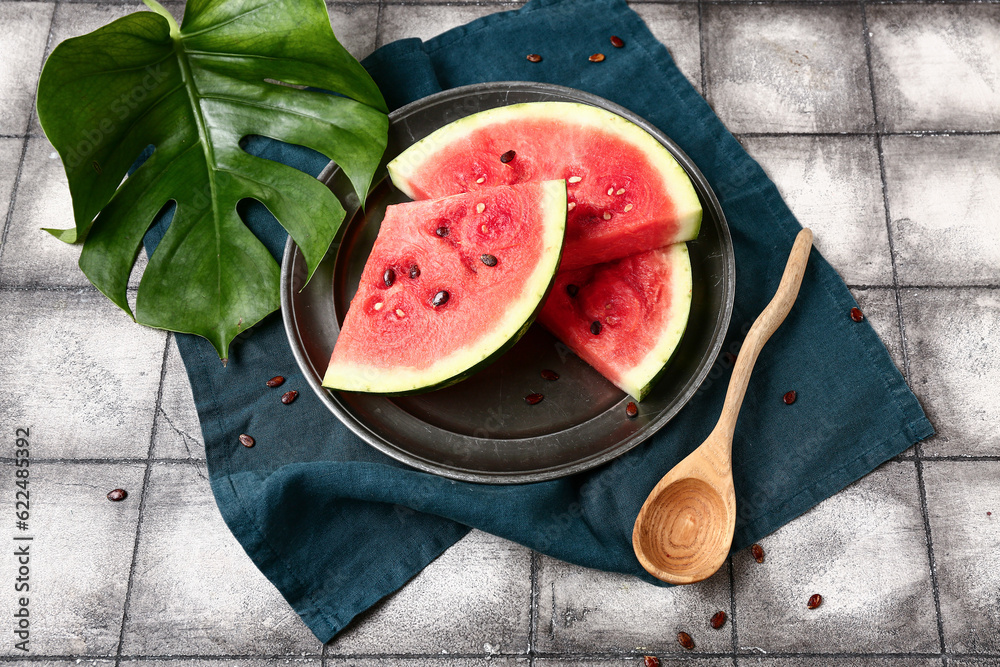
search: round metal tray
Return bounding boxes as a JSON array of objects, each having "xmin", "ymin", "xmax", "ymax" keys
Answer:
[{"xmin": 281, "ymin": 81, "xmax": 734, "ymax": 484}]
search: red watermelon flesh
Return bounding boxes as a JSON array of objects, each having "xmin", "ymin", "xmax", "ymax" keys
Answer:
[
  {"xmin": 538, "ymin": 243, "xmax": 693, "ymax": 400},
  {"xmin": 388, "ymin": 102, "xmax": 702, "ymax": 271},
  {"xmin": 323, "ymin": 180, "xmax": 567, "ymax": 394}
]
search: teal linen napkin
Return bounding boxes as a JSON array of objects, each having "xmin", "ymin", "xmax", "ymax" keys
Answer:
[{"xmin": 143, "ymin": 0, "xmax": 934, "ymax": 642}]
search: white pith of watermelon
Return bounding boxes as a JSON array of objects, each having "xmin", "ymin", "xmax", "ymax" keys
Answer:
[
  {"xmin": 538, "ymin": 243, "xmax": 693, "ymax": 400},
  {"xmin": 323, "ymin": 180, "xmax": 567, "ymax": 394},
  {"xmin": 387, "ymin": 102, "xmax": 702, "ymax": 271}
]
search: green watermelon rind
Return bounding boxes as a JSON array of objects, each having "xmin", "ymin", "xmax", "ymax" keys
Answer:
[
  {"xmin": 619, "ymin": 243, "xmax": 694, "ymax": 401},
  {"xmin": 322, "ymin": 180, "xmax": 568, "ymax": 395},
  {"xmin": 387, "ymin": 101, "xmax": 703, "ymax": 248}
]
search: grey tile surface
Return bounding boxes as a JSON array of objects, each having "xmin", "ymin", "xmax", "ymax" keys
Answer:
[
  {"xmin": 0, "ymin": 2, "xmax": 54, "ymax": 135},
  {"xmin": 0, "ymin": 463, "xmax": 144, "ymax": 656},
  {"xmin": 4, "ymin": 0, "xmax": 997, "ymax": 662},
  {"xmin": 328, "ymin": 530, "xmax": 531, "ymax": 655},
  {"xmin": 1, "ymin": 136, "xmax": 148, "ymax": 288},
  {"xmin": 152, "ymin": 335, "xmax": 205, "ymax": 460},
  {"xmin": 733, "ymin": 462, "xmax": 939, "ymax": 653},
  {"xmin": 535, "ymin": 555, "xmax": 731, "ymax": 654},
  {"xmin": 881, "ymin": 135, "xmax": 1000, "ymax": 287},
  {"xmin": 704, "ymin": 5, "xmax": 874, "ymax": 134},
  {"xmin": 327, "ymin": 3, "xmax": 380, "ymax": 60},
  {"xmin": 851, "ymin": 288, "xmax": 904, "ymax": 373},
  {"xmin": 122, "ymin": 462, "xmax": 322, "ymax": 655},
  {"xmin": 0, "ymin": 289, "xmax": 165, "ymax": 459},
  {"xmin": 900, "ymin": 288, "xmax": 1000, "ymax": 458},
  {"xmin": 740, "ymin": 135, "xmax": 892, "ymax": 286},
  {"xmin": 923, "ymin": 461, "xmax": 1000, "ymax": 653},
  {"xmin": 632, "ymin": 4, "xmax": 702, "ymax": 94},
  {"xmin": 869, "ymin": 4, "xmax": 1000, "ymax": 132},
  {"xmin": 377, "ymin": 4, "xmax": 521, "ymax": 47}
]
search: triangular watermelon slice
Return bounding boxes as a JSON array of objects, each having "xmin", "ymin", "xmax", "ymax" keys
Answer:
[
  {"xmin": 388, "ymin": 102, "xmax": 702, "ymax": 271},
  {"xmin": 323, "ymin": 180, "xmax": 567, "ymax": 394},
  {"xmin": 538, "ymin": 243, "xmax": 693, "ymax": 400}
]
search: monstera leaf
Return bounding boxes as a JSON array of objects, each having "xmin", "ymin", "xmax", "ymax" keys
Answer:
[{"xmin": 37, "ymin": 0, "xmax": 388, "ymax": 360}]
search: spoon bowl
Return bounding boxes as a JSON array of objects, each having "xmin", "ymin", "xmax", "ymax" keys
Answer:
[{"xmin": 633, "ymin": 229, "xmax": 814, "ymax": 584}]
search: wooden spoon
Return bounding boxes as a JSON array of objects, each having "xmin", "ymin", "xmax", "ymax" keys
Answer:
[{"xmin": 632, "ymin": 228, "xmax": 814, "ymax": 585}]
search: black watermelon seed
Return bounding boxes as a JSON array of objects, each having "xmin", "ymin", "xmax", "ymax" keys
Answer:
[
  {"xmin": 265, "ymin": 375, "xmax": 285, "ymax": 388},
  {"xmin": 281, "ymin": 390, "xmax": 298, "ymax": 405},
  {"xmin": 239, "ymin": 433, "xmax": 255, "ymax": 448},
  {"xmin": 566, "ymin": 284, "xmax": 579, "ymax": 297},
  {"xmin": 409, "ymin": 264, "xmax": 420, "ymax": 279},
  {"xmin": 783, "ymin": 390, "xmax": 797, "ymax": 405},
  {"xmin": 527, "ymin": 54, "xmax": 543, "ymax": 63},
  {"xmin": 525, "ymin": 393, "xmax": 544, "ymax": 405},
  {"xmin": 500, "ymin": 150, "xmax": 516, "ymax": 163},
  {"xmin": 590, "ymin": 321, "xmax": 602, "ymax": 335},
  {"xmin": 383, "ymin": 267, "xmax": 396, "ymax": 287},
  {"xmin": 107, "ymin": 488, "xmax": 127, "ymax": 502},
  {"xmin": 481, "ymin": 254, "xmax": 498, "ymax": 267},
  {"xmin": 432, "ymin": 290, "xmax": 450, "ymax": 307},
  {"xmin": 850, "ymin": 307, "xmax": 864, "ymax": 322},
  {"xmin": 540, "ymin": 369, "xmax": 560, "ymax": 381},
  {"xmin": 611, "ymin": 35, "xmax": 625, "ymax": 48},
  {"xmin": 626, "ymin": 401, "xmax": 638, "ymax": 418},
  {"xmin": 435, "ymin": 227, "xmax": 449, "ymax": 237}
]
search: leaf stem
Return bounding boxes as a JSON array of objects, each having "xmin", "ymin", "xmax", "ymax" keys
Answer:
[{"xmin": 142, "ymin": 0, "xmax": 180, "ymax": 37}]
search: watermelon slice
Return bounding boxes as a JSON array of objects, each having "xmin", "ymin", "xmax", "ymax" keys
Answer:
[
  {"xmin": 538, "ymin": 243, "xmax": 693, "ymax": 400},
  {"xmin": 387, "ymin": 102, "xmax": 702, "ymax": 270},
  {"xmin": 323, "ymin": 180, "xmax": 567, "ymax": 394}
]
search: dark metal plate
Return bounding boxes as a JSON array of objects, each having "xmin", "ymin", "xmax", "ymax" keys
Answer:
[{"xmin": 281, "ymin": 82, "xmax": 734, "ymax": 484}]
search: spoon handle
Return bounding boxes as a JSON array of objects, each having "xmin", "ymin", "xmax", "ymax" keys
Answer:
[{"xmin": 714, "ymin": 228, "xmax": 813, "ymax": 442}]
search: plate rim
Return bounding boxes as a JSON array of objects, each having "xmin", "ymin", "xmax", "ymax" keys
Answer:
[{"xmin": 281, "ymin": 81, "xmax": 735, "ymax": 484}]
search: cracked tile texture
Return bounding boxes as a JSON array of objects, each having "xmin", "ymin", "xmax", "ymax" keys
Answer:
[{"xmin": 0, "ymin": 1, "xmax": 996, "ymax": 664}]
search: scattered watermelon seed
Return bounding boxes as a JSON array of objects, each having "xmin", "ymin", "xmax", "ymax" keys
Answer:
[
  {"xmin": 541, "ymin": 369, "xmax": 560, "ymax": 381},
  {"xmin": 589, "ymin": 53, "xmax": 606, "ymax": 63},
  {"xmin": 710, "ymin": 611, "xmax": 727, "ymax": 629},
  {"xmin": 626, "ymin": 401, "xmax": 638, "ymax": 418},
  {"xmin": 850, "ymin": 307, "xmax": 864, "ymax": 322},
  {"xmin": 566, "ymin": 284, "xmax": 579, "ymax": 297},
  {"xmin": 677, "ymin": 632, "xmax": 695, "ymax": 650},
  {"xmin": 383, "ymin": 267, "xmax": 396, "ymax": 287},
  {"xmin": 435, "ymin": 226, "xmax": 449, "ymax": 237},
  {"xmin": 107, "ymin": 488, "xmax": 127, "ymax": 502},
  {"xmin": 374, "ymin": 302, "xmax": 383, "ymax": 311},
  {"xmin": 807, "ymin": 594, "xmax": 823, "ymax": 609},
  {"xmin": 527, "ymin": 53, "xmax": 542, "ymax": 63},
  {"xmin": 590, "ymin": 321, "xmax": 602, "ymax": 335},
  {"xmin": 783, "ymin": 390, "xmax": 797, "ymax": 405},
  {"xmin": 481, "ymin": 254, "xmax": 498, "ymax": 267},
  {"xmin": 239, "ymin": 434, "xmax": 255, "ymax": 448},
  {"xmin": 616, "ymin": 188, "xmax": 626, "ymax": 195},
  {"xmin": 525, "ymin": 393, "xmax": 544, "ymax": 405},
  {"xmin": 409, "ymin": 264, "xmax": 420, "ymax": 279},
  {"xmin": 568, "ymin": 176, "xmax": 582, "ymax": 184},
  {"xmin": 265, "ymin": 376, "xmax": 285, "ymax": 388},
  {"xmin": 603, "ymin": 212, "xmax": 612, "ymax": 220},
  {"xmin": 281, "ymin": 390, "xmax": 298, "ymax": 405},
  {"xmin": 567, "ymin": 202, "xmax": 576, "ymax": 211},
  {"xmin": 624, "ymin": 203, "xmax": 633, "ymax": 212},
  {"xmin": 751, "ymin": 543, "xmax": 765, "ymax": 563},
  {"xmin": 476, "ymin": 176, "xmax": 485, "ymax": 184},
  {"xmin": 643, "ymin": 657, "xmax": 660, "ymax": 667},
  {"xmin": 432, "ymin": 290, "xmax": 450, "ymax": 307},
  {"xmin": 611, "ymin": 35, "xmax": 625, "ymax": 48},
  {"xmin": 500, "ymin": 150, "xmax": 516, "ymax": 163}
]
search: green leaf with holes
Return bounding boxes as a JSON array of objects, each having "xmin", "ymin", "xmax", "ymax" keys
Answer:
[{"xmin": 36, "ymin": 0, "xmax": 388, "ymax": 360}]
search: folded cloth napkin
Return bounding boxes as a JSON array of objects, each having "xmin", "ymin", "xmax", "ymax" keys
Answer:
[{"xmin": 142, "ymin": 0, "xmax": 934, "ymax": 642}]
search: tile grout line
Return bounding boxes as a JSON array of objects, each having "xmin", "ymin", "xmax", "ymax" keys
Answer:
[
  {"xmin": 528, "ymin": 550, "xmax": 539, "ymax": 665},
  {"xmin": 373, "ymin": 0, "xmax": 385, "ymax": 49},
  {"xmin": 113, "ymin": 332, "xmax": 172, "ymax": 667},
  {"xmin": 0, "ymin": 1, "xmax": 58, "ymax": 287},
  {"xmin": 697, "ymin": 0, "xmax": 708, "ymax": 96},
  {"xmin": 860, "ymin": 2, "xmax": 946, "ymax": 661}
]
